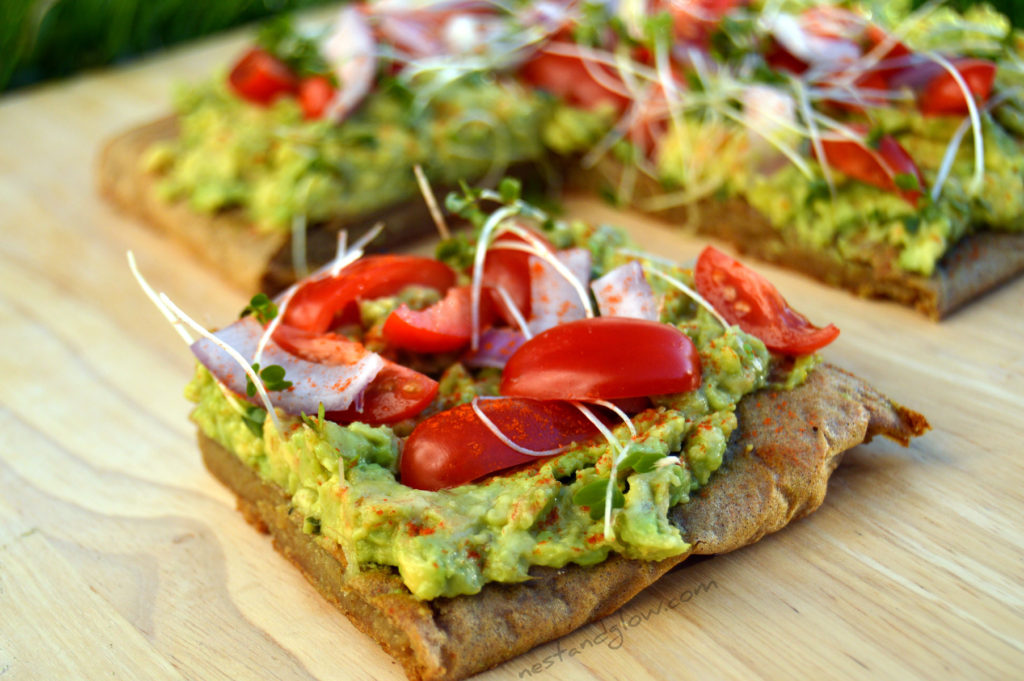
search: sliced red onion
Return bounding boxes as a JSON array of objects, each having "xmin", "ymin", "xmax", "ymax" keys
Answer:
[
  {"xmin": 379, "ymin": 14, "xmax": 443, "ymax": 57},
  {"xmin": 322, "ymin": 6, "xmax": 377, "ymax": 122},
  {"xmin": 191, "ymin": 317, "xmax": 384, "ymax": 414},
  {"xmin": 462, "ymin": 328, "xmax": 527, "ymax": 368},
  {"xmin": 527, "ymin": 247, "xmax": 592, "ymax": 335},
  {"xmin": 767, "ymin": 13, "xmax": 859, "ymax": 70},
  {"xmin": 591, "ymin": 261, "xmax": 658, "ymax": 321}
]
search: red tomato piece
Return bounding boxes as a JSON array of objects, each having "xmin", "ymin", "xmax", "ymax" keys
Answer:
[
  {"xmin": 918, "ymin": 58, "xmax": 996, "ymax": 116},
  {"xmin": 662, "ymin": 0, "xmax": 745, "ymax": 46},
  {"xmin": 818, "ymin": 125, "xmax": 924, "ymax": 205},
  {"xmin": 481, "ymin": 229, "xmax": 554, "ymax": 325},
  {"xmin": 272, "ymin": 325, "xmax": 438, "ymax": 424},
  {"xmin": 298, "ymin": 75, "xmax": 336, "ymax": 119},
  {"xmin": 283, "ymin": 255, "xmax": 457, "ymax": 334},
  {"xmin": 382, "ymin": 285, "xmax": 495, "ymax": 353},
  {"xmin": 400, "ymin": 398, "xmax": 601, "ymax": 490},
  {"xmin": 519, "ymin": 46, "xmax": 630, "ymax": 112},
  {"xmin": 500, "ymin": 317, "xmax": 701, "ymax": 401},
  {"xmin": 694, "ymin": 246, "xmax": 839, "ymax": 355},
  {"xmin": 326, "ymin": 363, "xmax": 438, "ymax": 425},
  {"xmin": 228, "ymin": 47, "xmax": 299, "ymax": 105}
]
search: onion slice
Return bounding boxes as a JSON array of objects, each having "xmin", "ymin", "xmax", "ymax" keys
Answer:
[
  {"xmin": 462, "ymin": 328, "xmax": 527, "ymax": 369},
  {"xmin": 527, "ymin": 247, "xmax": 592, "ymax": 335},
  {"xmin": 591, "ymin": 261, "xmax": 658, "ymax": 321},
  {"xmin": 191, "ymin": 317, "xmax": 384, "ymax": 414}
]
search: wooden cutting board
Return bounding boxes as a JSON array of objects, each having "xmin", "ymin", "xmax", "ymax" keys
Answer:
[{"xmin": 1, "ymin": 20, "xmax": 1022, "ymax": 681}]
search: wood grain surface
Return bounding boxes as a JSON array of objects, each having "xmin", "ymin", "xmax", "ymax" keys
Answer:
[{"xmin": 2, "ymin": 20, "xmax": 1023, "ymax": 681}]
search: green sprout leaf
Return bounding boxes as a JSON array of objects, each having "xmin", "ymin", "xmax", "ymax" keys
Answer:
[
  {"xmin": 894, "ymin": 173, "xmax": 921, "ymax": 191},
  {"xmin": 573, "ymin": 477, "xmax": 626, "ymax": 520},
  {"xmin": 246, "ymin": 363, "xmax": 293, "ymax": 396},
  {"xmin": 241, "ymin": 405, "xmax": 267, "ymax": 437},
  {"xmin": 241, "ymin": 293, "xmax": 278, "ymax": 324}
]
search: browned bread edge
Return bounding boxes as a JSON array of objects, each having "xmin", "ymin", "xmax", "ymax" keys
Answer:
[
  {"xmin": 197, "ymin": 363, "xmax": 928, "ymax": 681},
  {"xmin": 571, "ymin": 159, "xmax": 1024, "ymax": 319}
]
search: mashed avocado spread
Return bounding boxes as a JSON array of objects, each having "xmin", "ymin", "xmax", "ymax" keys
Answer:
[
  {"xmin": 184, "ymin": 220, "xmax": 798, "ymax": 601},
  {"xmin": 145, "ymin": 74, "xmax": 551, "ymax": 232}
]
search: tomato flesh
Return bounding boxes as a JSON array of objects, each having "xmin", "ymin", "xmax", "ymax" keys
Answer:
[
  {"xmin": 382, "ymin": 285, "xmax": 494, "ymax": 353},
  {"xmin": 272, "ymin": 325, "xmax": 437, "ymax": 424},
  {"xmin": 918, "ymin": 58, "xmax": 996, "ymax": 116},
  {"xmin": 694, "ymin": 246, "xmax": 839, "ymax": 355},
  {"xmin": 228, "ymin": 48, "xmax": 299, "ymax": 105},
  {"xmin": 819, "ymin": 125, "xmax": 923, "ymax": 205},
  {"xmin": 500, "ymin": 317, "xmax": 701, "ymax": 400},
  {"xmin": 298, "ymin": 75, "xmax": 336, "ymax": 119},
  {"xmin": 283, "ymin": 255, "xmax": 457, "ymax": 334},
  {"xmin": 519, "ymin": 47, "xmax": 630, "ymax": 112},
  {"xmin": 400, "ymin": 398, "xmax": 601, "ymax": 490}
]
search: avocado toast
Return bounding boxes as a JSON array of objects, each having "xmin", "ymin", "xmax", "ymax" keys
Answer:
[
  {"xmin": 134, "ymin": 188, "xmax": 928, "ymax": 680},
  {"xmin": 102, "ymin": 0, "xmax": 1024, "ymax": 316}
]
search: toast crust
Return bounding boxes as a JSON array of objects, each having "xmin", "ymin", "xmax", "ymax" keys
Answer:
[
  {"xmin": 97, "ymin": 117, "xmax": 450, "ymax": 294},
  {"xmin": 197, "ymin": 364, "xmax": 928, "ymax": 681},
  {"xmin": 572, "ymin": 159, "xmax": 1024, "ymax": 318}
]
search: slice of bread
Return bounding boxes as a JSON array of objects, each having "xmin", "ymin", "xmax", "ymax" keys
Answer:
[
  {"xmin": 197, "ymin": 363, "xmax": 927, "ymax": 681},
  {"xmin": 98, "ymin": 117, "xmax": 460, "ymax": 294},
  {"xmin": 572, "ymin": 159, "xmax": 1024, "ymax": 318}
]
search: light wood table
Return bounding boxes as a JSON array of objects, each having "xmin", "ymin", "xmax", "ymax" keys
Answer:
[{"xmin": 2, "ymin": 22, "xmax": 1022, "ymax": 681}]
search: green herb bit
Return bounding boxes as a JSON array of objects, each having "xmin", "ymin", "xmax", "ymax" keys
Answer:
[
  {"xmin": 241, "ymin": 405, "xmax": 267, "ymax": 437},
  {"xmin": 865, "ymin": 127, "xmax": 885, "ymax": 150},
  {"xmin": 573, "ymin": 478, "xmax": 626, "ymax": 520},
  {"xmin": 246, "ymin": 363, "xmax": 293, "ymax": 396},
  {"xmin": 894, "ymin": 173, "xmax": 921, "ymax": 191},
  {"xmin": 241, "ymin": 293, "xmax": 278, "ymax": 324}
]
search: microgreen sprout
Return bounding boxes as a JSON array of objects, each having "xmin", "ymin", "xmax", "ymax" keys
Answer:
[{"xmin": 241, "ymin": 293, "xmax": 279, "ymax": 324}]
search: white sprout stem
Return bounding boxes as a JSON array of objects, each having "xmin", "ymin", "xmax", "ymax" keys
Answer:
[
  {"xmin": 291, "ymin": 213, "xmax": 309, "ymax": 280},
  {"xmin": 714, "ymin": 105, "xmax": 814, "ymax": 178},
  {"xmin": 128, "ymin": 252, "xmax": 248, "ymax": 418},
  {"xmin": 497, "ymin": 223, "xmax": 595, "ymax": 318},
  {"xmin": 587, "ymin": 399, "xmax": 637, "ymax": 438},
  {"xmin": 792, "ymin": 77, "xmax": 835, "ymax": 198},
  {"xmin": 126, "ymin": 251, "xmax": 195, "ymax": 345},
  {"xmin": 491, "ymin": 284, "xmax": 533, "ymax": 339},
  {"xmin": 929, "ymin": 89, "xmax": 1015, "ymax": 202},
  {"xmin": 644, "ymin": 265, "xmax": 729, "ymax": 329},
  {"xmin": 471, "ymin": 398, "xmax": 565, "ymax": 456},
  {"xmin": 616, "ymin": 247, "xmax": 688, "ymax": 269},
  {"xmin": 924, "ymin": 51, "xmax": 985, "ymax": 196},
  {"xmin": 413, "ymin": 164, "xmax": 450, "ymax": 240},
  {"xmin": 157, "ymin": 293, "xmax": 283, "ymax": 433},
  {"xmin": 471, "ymin": 205, "xmax": 520, "ymax": 350},
  {"xmin": 654, "ymin": 33, "xmax": 683, "ymax": 134},
  {"xmin": 572, "ymin": 402, "xmax": 628, "ymax": 542},
  {"xmin": 253, "ymin": 283, "xmax": 299, "ymax": 369},
  {"xmin": 539, "ymin": 41, "xmax": 658, "ymax": 87}
]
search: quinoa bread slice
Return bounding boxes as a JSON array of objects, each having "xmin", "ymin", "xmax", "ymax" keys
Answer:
[
  {"xmin": 97, "ymin": 117, "xmax": 456, "ymax": 294},
  {"xmin": 196, "ymin": 364, "xmax": 928, "ymax": 681},
  {"xmin": 571, "ymin": 159, "xmax": 1024, "ymax": 318}
]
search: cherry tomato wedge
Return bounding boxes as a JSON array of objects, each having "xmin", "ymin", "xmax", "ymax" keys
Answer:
[
  {"xmin": 272, "ymin": 325, "xmax": 438, "ymax": 424},
  {"xmin": 519, "ymin": 46, "xmax": 630, "ymax": 112},
  {"xmin": 400, "ymin": 398, "xmax": 601, "ymax": 490},
  {"xmin": 694, "ymin": 246, "xmax": 839, "ymax": 355},
  {"xmin": 481, "ymin": 229, "xmax": 554, "ymax": 325},
  {"xmin": 818, "ymin": 125, "xmax": 924, "ymax": 205},
  {"xmin": 228, "ymin": 48, "xmax": 299, "ymax": 105},
  {"xmin": 298, "ymin": 75, "xmax": 336, "ymax": 119},
  {"xmin": 326, "ymin": 363, "xmax": 438, "ymax": 425},
  {"xmin": 500, "ymin": 317, "xmax": 701, "ymax": 400},
  {"xmin": 382, "ymin": 285, "xmax": 495, "ymax": 353},
  {"xmin": 918, "ymin": 58, "xmax": 996, "ymax": 116},
  {"xmin": 283, "ymin": 255, "xmax": 457, "ymax": 334}
]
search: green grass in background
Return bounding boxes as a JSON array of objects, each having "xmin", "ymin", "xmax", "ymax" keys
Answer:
[
  {"xmin": 1, "ymin": 0, "xmax": 1022, "ymax": 94},
  {"xmin": 0, "ymin": 0, "xmax": 339, "ymax": 93}
]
